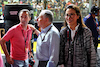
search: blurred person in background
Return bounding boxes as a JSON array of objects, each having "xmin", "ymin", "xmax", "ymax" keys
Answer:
[
  {"xmin": 0, "ymin": 50, "xmax": 3, "ymax": 67},
  {"xmin": 83, "ymin": 5, "xmax": 99, "ymax": 52}
]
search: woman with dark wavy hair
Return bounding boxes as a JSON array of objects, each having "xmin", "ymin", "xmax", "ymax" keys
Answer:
[{"xmin": 58, "ymin": 4, "xmax": 96, "ymax": 67}]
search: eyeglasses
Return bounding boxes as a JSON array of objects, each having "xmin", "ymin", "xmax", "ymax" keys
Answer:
[{"xmin": 65, "ymin": 13, "xmax": 76, "ymax": 18}]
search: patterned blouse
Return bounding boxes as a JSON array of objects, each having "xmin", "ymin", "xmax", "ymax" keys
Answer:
[{"xmin": 58, "ymin": 25, "xmax": 96, "ymax": 67}]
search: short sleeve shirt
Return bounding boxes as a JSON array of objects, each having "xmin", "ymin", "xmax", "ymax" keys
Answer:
[{"xmin": 3, "ymin": 23, "xmax": 32, "ymax": 60}]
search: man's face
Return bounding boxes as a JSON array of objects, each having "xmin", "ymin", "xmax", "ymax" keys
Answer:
[
  {"xmin": 37, "ymin": 14, "xmax": 46, "ymax": 28},
  {"xmin": 95, "ymin": 10, "xmax": 99, "ymax": 16},
  {"xmin": 19, "ymin": 11, "xmax": 31, "ymax": 26}
]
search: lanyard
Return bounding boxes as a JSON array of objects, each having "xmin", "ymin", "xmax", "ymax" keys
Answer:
[
  {"xmin": 66, "ymin": 27, "xmax": 78, "ymax": 67},
  {"xmin": 22, "ymin": 30, "xmax": 28, "ymax": 52},
  {"xmin": 40, "ymin": 26, "xmax": 52, "ymax": 41},
  {"xmin": 66, "ymin": 27, "xmax": 74, "ymax": 67}
]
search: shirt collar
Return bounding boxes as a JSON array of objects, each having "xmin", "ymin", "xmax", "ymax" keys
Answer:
[
  {"xmin": 41, "ymin": 24, "xmax": 52, "ymax": 33},
  {"xmin": 67, "ymin": 24, "xmax": 80, "ymax": 31},
  {"xmin": 18, "ymin": 23, "xmax": 31, "ymax": 31}
]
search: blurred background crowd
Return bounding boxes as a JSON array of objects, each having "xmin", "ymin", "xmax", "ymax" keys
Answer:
[
  {"xmin": 0, "ymin": 0, "xmax": 98, "ymax": 21},
  {"xmin": 0, "ymin": 0, "xmax": 100, "ymax": 67}
]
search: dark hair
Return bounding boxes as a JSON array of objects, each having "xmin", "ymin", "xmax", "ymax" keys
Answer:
[
  {"xmin": 65, "ymin": 4, "xmax": 80, "ymax": 16},
  {"xmin": 64, "ymin": 4, "xmax": 86, "ymax": 27},
  {"xmin": 91, "ymin": 5, "xmax": 99, "ymax": 15},
  {"xmin": 19, "ymin": 9, "xmax": 31, "ymax": 17}
]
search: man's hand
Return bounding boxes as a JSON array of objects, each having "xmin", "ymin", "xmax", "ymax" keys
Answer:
[
  {"xmin": 28, "ymin": 24, "xmax": 36, "ymax": 31},
  {"xmin": 6, "ymin": 55, "xmax": 14, "ymax": 64},
  {"xmin": 29, "ymin": 51, "xmax": 34, "ymax": 58},
  {"xmin": 28, "ymin": 24, "xmax": 40, "ymax": 36}
]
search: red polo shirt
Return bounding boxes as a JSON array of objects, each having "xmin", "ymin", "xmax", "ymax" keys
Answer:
[{"xmin": 3, "ymin": 23, "xmax": 32, "ymax": 60}]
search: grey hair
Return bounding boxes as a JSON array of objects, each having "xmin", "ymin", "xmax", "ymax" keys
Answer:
[{"xmin": 40, "ymin": 10, "xmax": 54, "ymax": 22}]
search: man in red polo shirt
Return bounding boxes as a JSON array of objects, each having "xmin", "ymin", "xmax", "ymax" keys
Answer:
[{"xmin": 0, "ymin": 9, "xmax": 33, "ymax": 67}]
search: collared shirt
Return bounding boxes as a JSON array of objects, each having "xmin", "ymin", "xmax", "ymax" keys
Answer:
[
  {"xmin": 36, "ymin": 24, "xmax": 60, "ymax": 67},
  {"xmin": 3, "ymin": 23, "xmax": 32, "ymax": 60},
  {"xmin": 68, "ymin": 24, "xmax": 79, "ymax": 40}
]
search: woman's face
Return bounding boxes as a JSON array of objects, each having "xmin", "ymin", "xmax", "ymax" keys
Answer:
[{"xmin": 65, "ymin": 8, "xmax": 79, "ymax": 26}]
